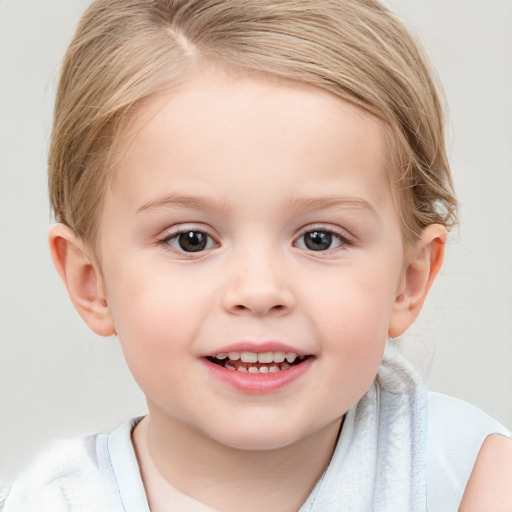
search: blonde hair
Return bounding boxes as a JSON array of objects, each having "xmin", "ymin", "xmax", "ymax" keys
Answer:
[{"xmin": 49, "ymin": 0, "xmax": 458, "ymax": 248}]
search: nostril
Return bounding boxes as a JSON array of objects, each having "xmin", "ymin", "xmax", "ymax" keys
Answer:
[
  {"xmin": 230, "ymin": 303, "xmax": 287, "ymax": 315},
  {"xmin": 223, "ymin": 285, "xmax": 295, "ymax": 316}
]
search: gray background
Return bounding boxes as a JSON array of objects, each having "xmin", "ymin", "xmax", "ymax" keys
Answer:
[{"xmin": 1, "ymin": 0, "xmax": 511, "ymax": 485}]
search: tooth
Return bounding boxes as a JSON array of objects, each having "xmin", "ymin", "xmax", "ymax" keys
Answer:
[
  {"xmin": 225, "ymin": 363, "xmax": 235, "ymax": 370},
  {"xmin": 216, "ymin": 353, "xmax": 228, "ymax": 360},
  {"xmin": 269, "ymin": 365, "xmax": 280, "ymax": 373},
  {"xmin": 237, "ymin": 366, "xmax": 248, "ymax": 372},
  {"xmin": 258, "ymin": 352, "xmax": 273, "ymax": 363},
  {"xmin": 285, "ymin": 353, "xmax": 297, "ymax": 363},
  {"xmin": 241, "ymin": 352, "xmax": 258, "ymax": 363},
  {"xmin": 281, "ymin": 363, "xmax": 291, "ymax": 370},
  {"xmin": 248, "ymin": 367, "xmax": 259, "ymax": 373},
  {"xmin": 273, "ymin": 351, "xmax": 286, "ymax": 363},
  {"xmin": 228, "ymin": 352, "xmax": 241, "ymax": 361},
  {"xmin": 259, "ymin": 366, "xmax": 269, "ymax": 373}
]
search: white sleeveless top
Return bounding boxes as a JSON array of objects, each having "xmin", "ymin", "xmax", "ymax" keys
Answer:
[{"xmin": 2, "ymin": 351, "xmax": 510, "ymax": 511}]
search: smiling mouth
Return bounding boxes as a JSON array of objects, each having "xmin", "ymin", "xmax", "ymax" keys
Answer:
[{"xmin": 206, "ymin": 351, "xmax": 309, "ymax": 374}]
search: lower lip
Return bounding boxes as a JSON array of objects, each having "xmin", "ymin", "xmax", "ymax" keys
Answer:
[{"xmin": 202, "ymin": 357, "xmax": 313, "ymax": 394}]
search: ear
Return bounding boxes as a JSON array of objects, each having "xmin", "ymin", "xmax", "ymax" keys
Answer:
[
  {"xmin": 48, "ymin": 223, "xmax": 116, "ymax": 337},
  {"xmin": 388, "ymin": 224, "xmax": 447, "ymax": 338}
]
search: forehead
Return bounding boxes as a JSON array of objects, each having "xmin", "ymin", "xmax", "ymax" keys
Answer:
[{"xmin": 106, "ymin": 69, "xmax": 396, "ymax": 221}]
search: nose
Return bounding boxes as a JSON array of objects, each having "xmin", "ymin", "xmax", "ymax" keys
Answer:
[{"xmin": 222, "ymin": 247, "xmax": 296, "ymax": 317}]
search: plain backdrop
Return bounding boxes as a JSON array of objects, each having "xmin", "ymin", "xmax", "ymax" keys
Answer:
[{"xmin": 1, "ymin": 0, "xmax": 511, "ymax": 486}]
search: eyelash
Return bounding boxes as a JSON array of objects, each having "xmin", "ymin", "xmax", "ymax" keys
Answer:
[
  {"xmin": 157, "ymin": 225, "xmax": 353, "ymax": 254},
  {"xmin": 294, "ymin": 226, "xmax": 352, "ymax": 252},
  {"xmin": 158, "ymin": 228, "xmax": 218, "ymax": 254}
]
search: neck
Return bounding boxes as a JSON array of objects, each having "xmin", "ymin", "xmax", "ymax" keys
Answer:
[{"xmin": 133, "ymin": 404, "xmax": 342, "ymax": 512}]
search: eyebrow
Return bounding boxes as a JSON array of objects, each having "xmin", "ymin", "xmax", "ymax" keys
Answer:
[
  {"xmin": 137, "ymin": 193, "xmax": 378, "ymax": 218},
  {"xmin": 286, "ymin": 196, "xmax": 379, "ymax": 218},
  {"xmin": 136, "ymin": 194, "xmax": 231, "ymax": 214}
]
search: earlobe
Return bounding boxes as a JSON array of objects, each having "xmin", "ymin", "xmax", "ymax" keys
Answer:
[
  {"xmin": 388, "ymin": 224, "xmax": 447, "ymax": 338},
  {"xmin": 48, "ymin": 223, "xmax": 116, "ymax": 337}
]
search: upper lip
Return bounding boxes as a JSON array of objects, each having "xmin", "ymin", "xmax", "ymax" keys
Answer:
[{"xmin": 204, "ymin": 341, "xmax": 310, "ymax": 358}]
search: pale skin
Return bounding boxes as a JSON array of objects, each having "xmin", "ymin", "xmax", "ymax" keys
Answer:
[{"xmin": 49, "ymin": 69, "xmax": 512, "ymax": 511}]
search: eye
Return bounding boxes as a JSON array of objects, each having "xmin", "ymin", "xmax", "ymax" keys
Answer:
[
  {"xmin": 165, "ymin": 230, "xmax": 216, "ymax": 253},
  {"xmin": 295, "ymin": 229, "xmax": 346, "ymax": 252}
]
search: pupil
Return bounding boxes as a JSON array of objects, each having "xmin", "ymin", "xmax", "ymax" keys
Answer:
[
  {"xmin": 179, "ymin": 231, "xmax": 208, "ymax": 252},
  {"xmin": 305, "ymin": 231, "xmax": 332, "ymax": 251}
]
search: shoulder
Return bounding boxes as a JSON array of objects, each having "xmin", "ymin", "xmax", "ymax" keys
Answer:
[
  {"xmin": 427, "ymin": 392, "xmax": 511, "ymax": 460},
  {"xmin": 428, "ymin": 391, "xmax": 510, "ymax": 432},
  {"xmin": 427, "ymin": 391, "xmax": 511, "ymax": 510},
  {"xmin": 459, "ymin": 434, "xmax": 512, "ymax": 511},
  {"xmin": 427, "ymin": 391, "xmax": 511, "ymax": 449},
  {"xmin": 3, "ymin": 433, "xmax": 121, "ymax": 512}
]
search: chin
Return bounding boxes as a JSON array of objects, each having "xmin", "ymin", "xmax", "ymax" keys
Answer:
[
  {"xmin": 220, "ymin": 434, "xmax": 300, "ymax": 452},
  {"xmin": 205, "ymin": 419, "xmax": 319, "ymax": 452}
]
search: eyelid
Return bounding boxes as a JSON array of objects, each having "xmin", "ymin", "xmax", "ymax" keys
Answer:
[
  {"xmin": 293, "ymin": 224, "xmax": 353, "ymax": 250},
  {"xmin": 157, "ymin": 223, "xmax": 220, "ymax": 254}
]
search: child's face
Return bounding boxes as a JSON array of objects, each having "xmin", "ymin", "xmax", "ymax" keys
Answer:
[{"xmin": 97, "ymin": 70, "xmax": 410, "ymax": 450}]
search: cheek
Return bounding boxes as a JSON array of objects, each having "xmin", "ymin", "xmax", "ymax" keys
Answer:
[
  {"xmin": 104, "ymin": 268, "xmax": 206, "ymax": 379},
  {"xmin": 307, "ymin": 266, "xmax": 399, "ymax": 340},
  {"xmin": 107, "ymin": 259, "xmax": 205, "ymax": 333},
  {"xmin": 306, "ymin": 271, "xmax": 399, "ymax": 390}
]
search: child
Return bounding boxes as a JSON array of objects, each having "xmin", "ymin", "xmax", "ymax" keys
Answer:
[{"xmin": 2, "ymin": 0, "xmax": 511, "ymax": 510}]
